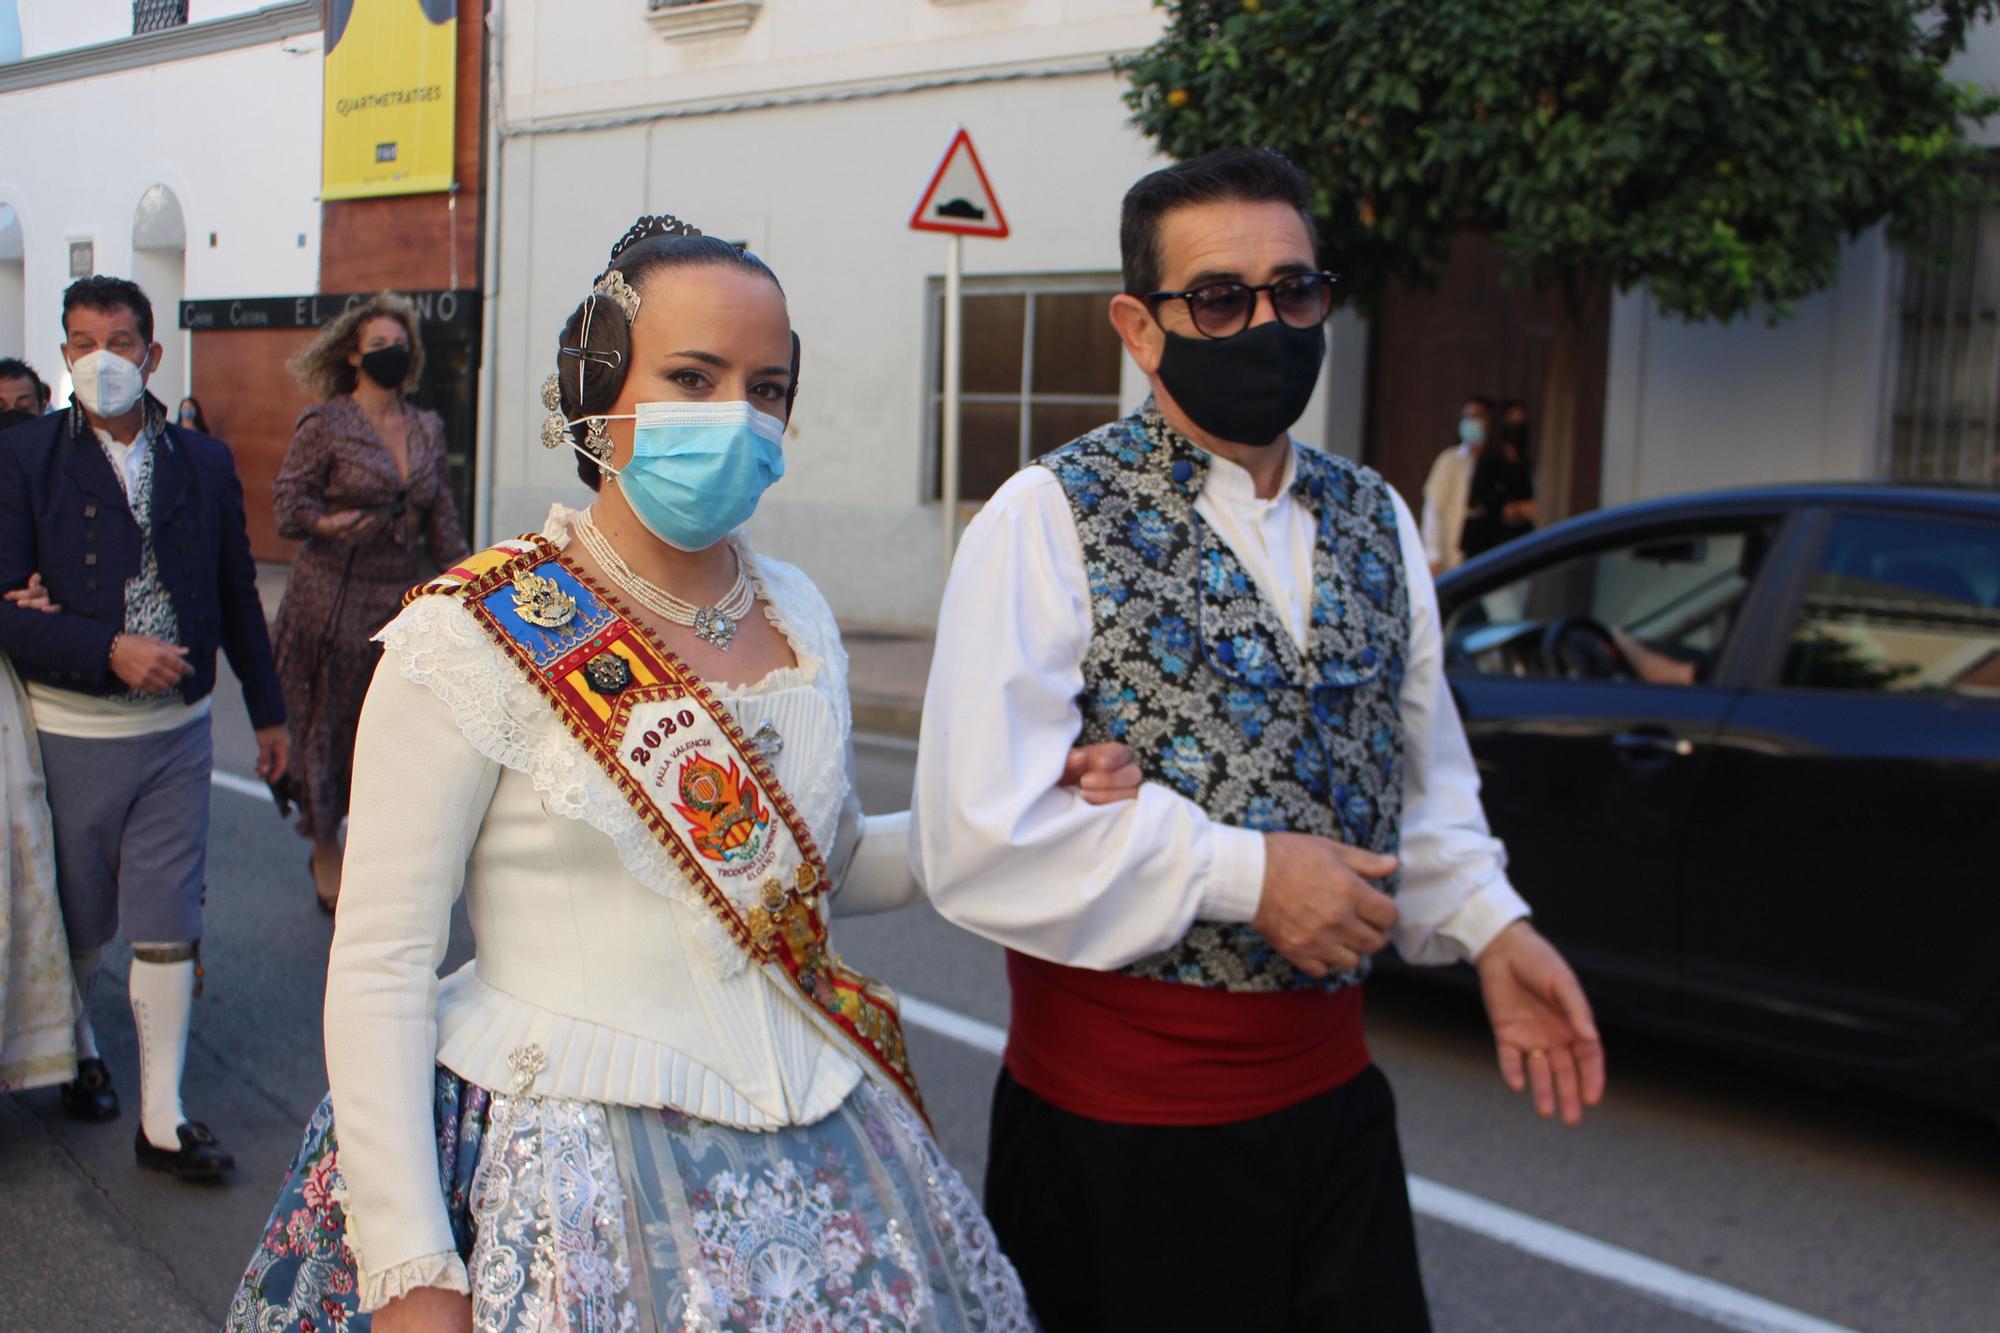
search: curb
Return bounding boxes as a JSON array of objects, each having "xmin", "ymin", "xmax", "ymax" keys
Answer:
[{"xmin": 851, "ymin": 691, "xmax": 922, "ymax": 740}]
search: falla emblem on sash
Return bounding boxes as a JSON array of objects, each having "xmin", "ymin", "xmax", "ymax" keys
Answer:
[
  {"xmin": 583, "ymin": 651, "xmax": 633, "ymax": 695},
  {"xmin": 511, "ymin": 568, "xmax": 577, "ymax": 628}
]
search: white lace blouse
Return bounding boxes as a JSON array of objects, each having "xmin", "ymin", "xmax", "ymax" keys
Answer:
[{"xmin": 322, "ymin": 507, "xmax": 919, "ymax": 1310}]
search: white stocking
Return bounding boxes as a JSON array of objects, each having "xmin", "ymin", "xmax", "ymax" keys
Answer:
[
  {"xmin": 69, "ymin": 947, "xmax": 102, "ymax": 1063},
  {"xmin": 128, "ymin": 952, "xmax": 193, "ymax": 1151}
]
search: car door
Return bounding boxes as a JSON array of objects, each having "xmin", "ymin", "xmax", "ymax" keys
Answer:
[
  {"xmin": 1680, "ymin": 506, "xmax": 2000, "ymax": 1075},
  {"xmin": 1440, "ymin": 515, "xmax": 1783, "ymax": 1018}
]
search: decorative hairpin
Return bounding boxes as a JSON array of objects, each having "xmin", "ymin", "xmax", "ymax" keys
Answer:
[
  {"xmin": 606, "ymin": 212, "xmax": 703, "ymax": 269},
  {"xmin": 592, "ymin": 269, "xmax": 642, "ymax": 322},
  {"xmin": 538, "ymin": 371, "xmax": 614, "ymax": 461}
]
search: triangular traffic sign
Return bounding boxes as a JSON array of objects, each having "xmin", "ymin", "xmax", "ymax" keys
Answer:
[{"xmin": 909, "ymin": 129, "xmax": 1010, "ymax": 238}]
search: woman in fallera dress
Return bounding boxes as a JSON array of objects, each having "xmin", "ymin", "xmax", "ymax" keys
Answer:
[{"xmin": 226, "ymin": 215, "xmax": 1137, "ymax": 1332}]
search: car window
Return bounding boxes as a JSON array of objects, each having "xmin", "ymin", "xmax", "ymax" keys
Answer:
[
  {"xmin": 1446, "ymin": 523, "xmax": 1773, "ymax": 681},
  {"xmin": 1783, "ymin": 513, "xmax": 2000, "ymax": 696}
]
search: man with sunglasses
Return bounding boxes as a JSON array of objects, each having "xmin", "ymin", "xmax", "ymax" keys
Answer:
[{"xmin": 912, "ymin": 147, "xmax": 1604, "ymax": 1330}]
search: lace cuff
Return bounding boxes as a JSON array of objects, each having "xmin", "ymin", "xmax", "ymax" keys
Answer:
[{"xmin": 357, "ymin": 1250, "xmax": 471, "ymax": 1313}]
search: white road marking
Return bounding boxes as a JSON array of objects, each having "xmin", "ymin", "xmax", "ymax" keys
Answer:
[
  {"xmin": 1405, "ymin": 1179, "xmax": 1859, "ymax": 1333},
  {"xmin": 211, "ymin": 767, "xmax": 1856, "ymax": 1333},
  {"xmin": 891, "ymin": 993, "xmax": 1858, "ymax": 1333},
  {"xmin": 898, "ymin": 994, "xmax": 1006, "ymax": 1056},
  {"xmin": 854, "ymin": 730, "xmax": 919, "ymax": 754},
  {"xmin": 211, "ymin": 769, "xmax": 274, "ymax": 802}
]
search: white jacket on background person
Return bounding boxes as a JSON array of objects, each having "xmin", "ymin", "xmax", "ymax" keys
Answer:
[{"xmin": 1420, "ymin": 440, "xmax": 1478, "ymax": 575}]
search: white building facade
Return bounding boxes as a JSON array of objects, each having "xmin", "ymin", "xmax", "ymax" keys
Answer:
[
  {"xmin": 1601, "ymin": 24, "xmax": 2000, "ymax": 507},
  {"xmin": 480, "ymin": 0, "xmax": 1366, "ymax": 627},
  {"xmin": 0, "ymin": 0, "xmax": 324, "ymax": 405}
]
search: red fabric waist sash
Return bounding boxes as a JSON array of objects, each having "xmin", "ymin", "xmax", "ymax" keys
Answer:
[{"xmin": 1002, "ymin": 949, "xmax": 1370, "ymax": 1126}]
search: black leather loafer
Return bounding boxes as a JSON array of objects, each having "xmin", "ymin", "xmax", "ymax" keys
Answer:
[
  {"xmin": 134, "ymin": 1121, "xmax": 234, "ymax": 1181},
  {"xmin": 58, "ymin": 1057, "xmax": 120, "ymax": 1122}
]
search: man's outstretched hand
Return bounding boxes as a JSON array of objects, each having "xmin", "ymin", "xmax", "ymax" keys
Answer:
[{"xmin": 1474, "ymin": 920, "xmax": 1606, "ymax": 1125}]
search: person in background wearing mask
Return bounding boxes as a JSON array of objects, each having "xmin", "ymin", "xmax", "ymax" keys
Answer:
[
  {"xmin": 0, "ymin": 275, "xmax": 287, "ymax": 1181},
  {"xmin": 270, "ymin": 291, "xmax": 467, "ymax": 913},
  {"xmin": 176, "ymin": 396, "xmax": 209, "ymax": 435},
  {"xmin": 1420, "ymin": 394, "xmax": 1493, "ymax": 576},
  {"xmin": 912, "ymin": 149, "xmax": 1605, "ymax": 1331},
  {"xmin": 0, "ymin": 356, "xmax": 53, "ymax": 415},
  {"xmin": 1461, "ymin": 397, "xmax": 1538, "ymax": 561}
]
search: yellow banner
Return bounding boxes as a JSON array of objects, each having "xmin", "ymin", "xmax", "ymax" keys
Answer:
[{"xmin": 322, "ymin": 0, "xmax": 457, "ymax": 201}]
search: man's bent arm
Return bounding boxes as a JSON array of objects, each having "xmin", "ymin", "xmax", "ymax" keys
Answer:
[
  {"xmin": 1385, "ymin": 489, "xmax": 1530, "ymax": 964},
  {"xmin": 910, "ymin": 467, "xmax": 1265, "ymax": 971},
  {"xmin": 0, "ymin": 444, "xmax": 118, "ymax": 680}
]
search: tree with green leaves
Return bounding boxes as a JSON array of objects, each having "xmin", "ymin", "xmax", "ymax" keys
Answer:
[{"xmin": 1121, "ymin": 0, "xmax": 2000, "ymax": 515}]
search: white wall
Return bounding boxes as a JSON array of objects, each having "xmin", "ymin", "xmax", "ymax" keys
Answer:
[
  {"xmin": 18, "ymin": 0, "xmax": 275, "ymax": 58},
  {"xmin": 0, "ymin": 204, "xmax": 22, "ymax": 357},
  {"xmin": 490, "ymin": 71, "xmax": 1166, "ymax": 626},
  {"xmin": 1601, "ymin": 230, "xmax": 1896, "ymax": 506},
  {"xmin": 488, "ymin": 0, "xmax": 1184, "ymax": 627},
  {"xmin": 508, "ymin": 0, "xmax": 1161, "ymax": 130},
  {"xmin": 487, "ymin": 0, "xmax": 1373, "ymax": 627},
  {"xmin": 18, "ymin": 0, "xmax": 130, "ymax": 57},
  {"xmin": 1598, "ymin": 20, "xmax": 2000, "ymax": 507},
  {"xmin": 0, "ymin": 31, "xmax": 322, "ymax": 397}
]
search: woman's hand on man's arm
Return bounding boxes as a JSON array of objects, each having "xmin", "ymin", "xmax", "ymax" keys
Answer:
[{"xmin": 1058, "ymin": 742, "xmax": 1143, "ymax": 805}]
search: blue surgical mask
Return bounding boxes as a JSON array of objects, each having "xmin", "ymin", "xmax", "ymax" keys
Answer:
[
  {"xmin": 1458, "ymin": 417, "xmax": 1486, "ymax": 446},
  {"xmin": 572, "ymin": 400, "xmax": 787, "ymax": 551}
]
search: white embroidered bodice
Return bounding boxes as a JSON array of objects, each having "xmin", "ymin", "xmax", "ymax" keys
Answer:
[{"xmin": 322, "ymin": 506, "xmax": 919, "ymax": 1309}]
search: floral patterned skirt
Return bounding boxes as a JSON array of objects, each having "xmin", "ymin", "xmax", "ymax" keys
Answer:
[{"xmin": 224, "ymin": 1068, "xmax": 1034, "ymax": 1332}]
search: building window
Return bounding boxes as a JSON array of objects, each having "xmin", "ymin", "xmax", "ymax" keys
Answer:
[
  {"xmin": 1888, "ymin": 160, "xmax": 2000, "ymax": 483},
  {"xmin": 132, "ymin": 0, "xmax": 188, "ymax": 34},
  {"xmin": 644, "ymin": 0, "xmax": 761, "ymax": 40},
  {"xmin": 929, "ymin": 277, "xmax": 1124, "ymax": 502}
]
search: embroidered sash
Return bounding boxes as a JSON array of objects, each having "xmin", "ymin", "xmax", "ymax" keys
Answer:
[{"xmin": 409, "ymin": 537, "xmax": 926, "ymax": 1121}]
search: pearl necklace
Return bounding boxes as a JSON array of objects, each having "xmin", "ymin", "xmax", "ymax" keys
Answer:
[{"xmin": 573, "ymin": 510, "xmax": 757, "ymax": 651}]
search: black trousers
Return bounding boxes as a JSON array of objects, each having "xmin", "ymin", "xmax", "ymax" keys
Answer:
[{"xmin": 985, "ymin": 1064, "xmax": 1431, "ymax": 1332}]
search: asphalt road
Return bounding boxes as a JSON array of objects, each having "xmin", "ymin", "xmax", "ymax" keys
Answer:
[{"xmin": 2, "ymin": 689, "xmax": 1996, "ymax": 1332}]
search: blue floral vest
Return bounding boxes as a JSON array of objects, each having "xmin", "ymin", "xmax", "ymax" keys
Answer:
[{"xmin": 1041, "ymin": 403, "xmax": 1411, "ymax": 992}]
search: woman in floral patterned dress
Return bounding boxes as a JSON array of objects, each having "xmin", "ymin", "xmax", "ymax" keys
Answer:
[
  {"xmin": 272, "ymin": 292, "xmax": 468, "ymax": 912},
  {"xmin": 225, "ymin": 218, "xmax": 1137, "ymax": 1333}
]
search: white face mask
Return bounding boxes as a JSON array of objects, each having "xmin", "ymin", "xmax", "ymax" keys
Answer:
[{"xmin": 67, "ymin": 348, "xmax": 148, "ymax": 418}]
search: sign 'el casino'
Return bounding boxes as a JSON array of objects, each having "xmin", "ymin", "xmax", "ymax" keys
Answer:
[{"xmin": 180, "ymin": 289, "xmax": 479, "ymax": 333}]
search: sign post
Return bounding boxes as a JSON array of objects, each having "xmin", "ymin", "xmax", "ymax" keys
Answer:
[
  {"xmin": 942, "ymin": 232, "xmax": 963, "ymax": 571},
  {"xmin": 910, "ymin": 128, "xmax": 1009, "ymax": 570}
]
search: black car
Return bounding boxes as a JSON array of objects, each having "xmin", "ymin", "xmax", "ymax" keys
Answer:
[{"xmin": 1430, "ymin": 483, "xmax": 2000, "ymax": 1116}]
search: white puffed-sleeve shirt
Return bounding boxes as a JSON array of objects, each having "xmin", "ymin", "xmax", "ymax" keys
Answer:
[{"xmin": 910, "ymin": 442, "xmax": 1529, "ymax": 973}]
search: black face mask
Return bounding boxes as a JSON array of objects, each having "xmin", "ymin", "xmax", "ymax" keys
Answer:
[
  {"xmin": 358, "ymin": 345, "xmax": 413, "ymax": 390},
  {"xmin": 1500, "ymin": 421, "xmax": 1529, "ymax": 448},
  {"xmin": 1154, "ymin": 319, "xmax": 1325, "ymax": 447}
]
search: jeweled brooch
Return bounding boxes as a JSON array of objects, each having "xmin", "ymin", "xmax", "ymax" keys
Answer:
[{"xmin": 584, "ymin": 651, "xmax": 633, "ymax": 696}]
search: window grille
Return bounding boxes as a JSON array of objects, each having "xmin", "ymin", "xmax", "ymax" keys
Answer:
[
  {"xmin": 132, "ymin": 0, "xmax": 189, "ymax": 35},
  {"xmin": 1888, "ymin": 162, "xmax": 2000, "ymax": 483}
]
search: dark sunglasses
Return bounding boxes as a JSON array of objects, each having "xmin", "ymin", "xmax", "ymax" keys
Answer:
[{"xmin": 1145, "ymin": 271, "xmax": 1338, "ymax": 340}]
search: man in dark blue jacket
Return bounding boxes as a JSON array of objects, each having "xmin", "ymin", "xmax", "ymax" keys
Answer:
[{"xmin": 0, "ymin": 275, "xmax": 287, "ymax": 1181}]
